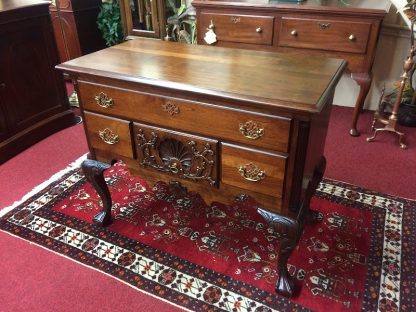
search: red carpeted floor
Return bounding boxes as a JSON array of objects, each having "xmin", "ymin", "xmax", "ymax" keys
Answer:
[{"xmin": 0, "ymin": 104, "xmax": 415, "ymax": 311}]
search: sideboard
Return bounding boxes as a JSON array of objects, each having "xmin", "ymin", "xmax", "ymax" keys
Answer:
[
  {"xmin": 0, "ymin": 0, "xmax": 75, "ymax": 164},
  {"xmin": 57, "ymin": 38, "xmax": 346, "ymax": 296},
  {"xmin": 193, "ymin": 0, "xmax": 391, "ymax": 136}
]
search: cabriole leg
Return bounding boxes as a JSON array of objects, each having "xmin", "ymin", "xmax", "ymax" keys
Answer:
[
  {"xmin": 81, "ymin": 159, "xmax": 112, "ymax": 226},
  {"xmin": 258, "ymin": 208, "xmax": 300, "ymax": 297}
]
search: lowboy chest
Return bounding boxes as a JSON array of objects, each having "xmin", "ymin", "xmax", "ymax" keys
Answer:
[{"xmin": 57, "ymin": 38, "xmax": 346, "ymax": 296}]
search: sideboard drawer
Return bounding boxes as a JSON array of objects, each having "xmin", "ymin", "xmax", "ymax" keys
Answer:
[
  {"xmin": 221, "ymin": 143, "xmax": 287, "ymax": 198},
  {"xmin": 133, "ymin": 122, "xmax": 219, "ymax": 187},
  {"xmin": 83, "ymin": 112, "xmax": 133, "ymax": 158},
  {"xmin": 199, "ymin": 12, "xmax": 274, "ymax": 45},
  {"xmin": 279, "ymin": 17, "xmax": 371, "ymax": 54},
  {"xmin": 78, "ymin": 81, "xmax": 291, "ymax": 153}
]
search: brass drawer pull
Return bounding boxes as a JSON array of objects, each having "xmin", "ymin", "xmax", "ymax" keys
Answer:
[
  {"xmin": 290, "ymin": 30, "xmax": 298, "ymax": 36},
  {"xmin": 256, "ymin": 27, "xmax": 262, "ymax": 33},
  {"xmin": 239, "ymin": 163, "xmax": 266, "ymax": 182},
  {"xmin": 99, "ymin": 128, "xmax": 119, "ymax": 145},
  {"xmin": 95, "ymin": 92, "xmax": 113, "ymax": 108},
  {"xmin": 349, "ymin": 34, "xmax": 356, "ymax": 41},
  {"xmin": 318, "ymin": 23, "xmax": 331, "ymax": 30},
  {"xmin": 161, "ymin": 102, "xmax": 180, "ymax": 115},
  {"xmin": 239, "ymin": 120, "xmax": 264, "ymax": 140}
]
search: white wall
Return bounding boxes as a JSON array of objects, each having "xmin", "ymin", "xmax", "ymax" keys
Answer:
[{"xmin": 334, "ymin": 2, "xmax": 412, "ymax": 110}]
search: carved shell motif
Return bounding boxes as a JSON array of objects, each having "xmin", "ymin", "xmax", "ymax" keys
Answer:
[{"xmin": 159, "ymin": 139, "xmax": 193, "ymax": 172}]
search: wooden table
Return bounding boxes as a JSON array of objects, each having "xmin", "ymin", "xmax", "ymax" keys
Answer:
[
  {"xmin": 57, "ymin": 38, "xmax": 346, "ymax": 296},
  {"xmin": 193, "ymin": 0, "xmax": 390, "ymax": 136}
]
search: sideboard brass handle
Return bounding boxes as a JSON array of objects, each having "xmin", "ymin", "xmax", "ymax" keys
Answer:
[
  {"xmin": 239, "ymin": 120, "xmax": 264, "ymax": 140},
  {"xmin": 256, "ymin": 27, "xmax": 262, "ymax": 33},
  {"xmin": 290, "ymin": 29, "xmax": 298, "ymax": 36},
  {"xmin": 349, "ymin": 34, "xmax": 356, "ymax": 41},
  {"xmin": 318, "ymin": 23, "xmax": 331, "ymax": 30},
  {"xmin": 238, "ymin": 163, "xmax": 266, "ymax": 182},
  {"xmin": 95, "ymin": 92, "xmax": 113, "ymax": 108},
  {"xmin": 99, "ymin": 128, "xmax": 119, "ymax": 145}
]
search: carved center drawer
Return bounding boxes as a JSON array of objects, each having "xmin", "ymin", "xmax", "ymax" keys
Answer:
[
  {"xmin": 78, "ymin": 81, "xmax": 291, "ymax": 153},
  {"xmin": 199, "ymin": 12, "xmax": 274, "ymax": 45},
  {"xmin": 221, "ymin": 143, "xmax": 287, "ymax": 198},
  {"xmin": 279, "ymin": 17, "xmax": 371, "ymax": 54},
  {"xmin": 83, "ymin": 112, "xmax": 133, "ymax": 158},
  {"xmin": 133, "ymin": 123, "xmax": 219, "ymax": 187}
]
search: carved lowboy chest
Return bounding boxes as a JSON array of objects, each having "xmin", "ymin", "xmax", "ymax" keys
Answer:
[{"xmin": 57, "ymin": 38, "xmax": 346, "ymax": 296}]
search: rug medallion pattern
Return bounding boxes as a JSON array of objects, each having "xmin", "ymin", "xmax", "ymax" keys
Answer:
[{"xmin": 0, "ymin": 163, "xmax": 414, "ymax": 312}]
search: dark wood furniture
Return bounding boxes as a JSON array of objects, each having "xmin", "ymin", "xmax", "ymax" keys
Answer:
[
  {"xmin": 0, "ymin": 0, "xmax": 75, "ymax": 164},
  {"xmin": 119, "ymin": 0, "xmax": 167, "ymax": 40},
  {"xmin": 49, "ymin": 0, "xmax": 105, "ymax": 63},
  {"xmin": 193, "ymin": 0, "xmax": 390, "ymax": 136},
  {"xmin": 57, "ymin": 39, "xmax": 346, "ymax": 296}
]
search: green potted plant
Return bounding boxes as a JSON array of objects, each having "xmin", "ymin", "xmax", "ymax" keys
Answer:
[{"xmin": 97, "ymin": 0, "xmax": 124, "ymax": 47}]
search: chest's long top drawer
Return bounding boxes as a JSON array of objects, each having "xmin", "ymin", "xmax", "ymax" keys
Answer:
[
  {"xmin": 78, "ymin": 81, "xmax": 292, "ymax": 153},
  {"xmin": 199, "ymin": 12, "xmax": 274, "ymax": 45},
  {"xmin": 279, "ymin": 17, "xmax": 371, "ymax": 54}
]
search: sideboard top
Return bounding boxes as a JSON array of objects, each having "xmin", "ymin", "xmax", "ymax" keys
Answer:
[
  {"xmin": 192, "ymin": 0, "xmax": 391, "ymax": 16},
  {"xmin": 57, "ymin": 39, "xmax": 346, "ymax": 113}
]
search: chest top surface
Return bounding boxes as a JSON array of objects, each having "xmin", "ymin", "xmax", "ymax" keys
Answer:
[{"xmin": 57, "ymin": 38, "xmax": 346, "ymax": 112}]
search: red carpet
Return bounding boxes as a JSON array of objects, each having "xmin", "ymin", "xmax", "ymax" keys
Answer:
[
  {"xmin": 1, "ymin": 161, "xmax": 415, "ymax": 311},
  {"xmin": 1, "ymin": 105, "xmax": 415, "ymax": 312}
]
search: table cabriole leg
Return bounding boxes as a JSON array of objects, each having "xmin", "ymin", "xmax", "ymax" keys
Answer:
[
  {"xmin": 350, "ymin": 73, "xmax": 372, "ymax": 137},
  {"xmin": 257, "ymin": 156, "xmax": 326, "ymax": 297},
  {"xmin": 258, "ymin": 208, "xmax": 299, "ymax": 296},
  {"xmin": 81, "ymin": 159, "xmax": 113, "ymax": 226}
]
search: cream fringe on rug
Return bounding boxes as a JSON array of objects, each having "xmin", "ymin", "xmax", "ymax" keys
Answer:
[{"xmin": 0, "ymin": 154, "xmax": 87, "ymax": 217}]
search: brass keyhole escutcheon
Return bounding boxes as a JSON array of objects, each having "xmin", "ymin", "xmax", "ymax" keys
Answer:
[{"xmin": 318, "ymin": 23, "xmax": 331, "ymax": 30}]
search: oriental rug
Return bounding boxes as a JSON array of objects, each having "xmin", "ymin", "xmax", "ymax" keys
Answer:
[{"xmin": 1, "ymin": 161, "xmax": 415, "ymax": 312}]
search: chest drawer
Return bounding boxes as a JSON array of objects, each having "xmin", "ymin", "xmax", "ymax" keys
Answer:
[
  {"xmin": 279, "ymin": 17, "xmax": 371, "ymax": 54},
  {"xmin": 83, "ymin": 112, "xmax": 133, "ymax": 158},
  {"xmin": 221, "ymin": 143, "xmax": 287, "ymax": 198},
  {"xmin": 133, "ymin": 122, "xmax": 219, "ymax": 187},
  {"xmin": 199, "ymin": 12, "xmax": 274, "ymax": 45},
  {"xmin": 78, "ymin": 81, "xmax": 291, "ymax": 153}
]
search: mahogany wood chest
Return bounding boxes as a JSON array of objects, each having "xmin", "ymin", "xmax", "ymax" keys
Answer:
[
  {"xmin": 57, "ymin": 38, "xmax": 346, "ymax": 296},
  {"xmin": 193, "ymin": 0, "xmax": 390, "ymax": 136}
]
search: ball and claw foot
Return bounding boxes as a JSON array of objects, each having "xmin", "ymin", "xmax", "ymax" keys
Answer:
[{"xmin": 276, "ymin": 270, "xmax": 296, "ymax": 297}]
